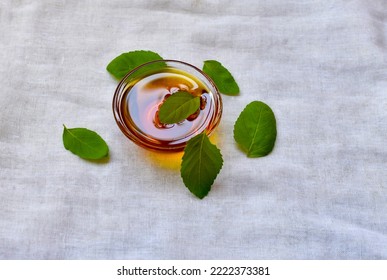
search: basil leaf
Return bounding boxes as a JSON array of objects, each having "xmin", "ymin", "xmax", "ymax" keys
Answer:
[
  {"xmin": 158, "ymin": 91, "xmax": 200, "ymax": 124},
  {"xmin": 203, "ymin": 60, "xmax": 240, "ymax": 96},
  {"xmin": 233, "ymin": 101, "xmax": 277, "ymax": 157},
  {"xmin": 106, "ymin": 50, "xmax": 164, "ymax": 79},
  {"xmin": 62, "ymin": 125, "xmax": 109, "ymax": 160},
  {"xmin": 181, "ymin": 133, "xmax": 223, "ymax": 199}
]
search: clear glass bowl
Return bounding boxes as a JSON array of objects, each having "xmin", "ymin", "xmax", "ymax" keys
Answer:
[{"xmin": 113, "ymin": 60, "xmax": 222, "ymax": 152}]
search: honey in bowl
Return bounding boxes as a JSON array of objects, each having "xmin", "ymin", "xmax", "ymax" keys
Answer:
[{"xmin": 113, "ymin": 60, "xmax": 222, "ymax": 152}]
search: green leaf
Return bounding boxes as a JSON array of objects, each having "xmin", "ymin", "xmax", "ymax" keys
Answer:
[
  {"xmin": 62, "ymin": 125, "xmax": 109, "ymax": 160},
  {"xmin": 233, "ymin": 101, "xmax": 277, "ymax": 157},
  {"xmin": 158, "ymin": 91, "xmax": 200, "ymax": 124},
  {"xmin": 106, "ymin": 50, "xmax": 164, "ymax": 79},
  {"xmin": 181, "ymin": 133, "xmax": 223, "ymax": 199},
  {"xmin": 203, "ymin": 60, "xmax": 240, "ymax": 96}
]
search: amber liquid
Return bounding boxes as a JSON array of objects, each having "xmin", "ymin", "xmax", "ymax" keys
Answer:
[{"xmin": 121, "ymin": 67, "xmax": 215, "ymax": 148}]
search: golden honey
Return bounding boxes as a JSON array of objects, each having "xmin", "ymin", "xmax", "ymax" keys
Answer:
[{"xmin": 113, "ymin": 60, "xmax": 222, "ymax": 151}]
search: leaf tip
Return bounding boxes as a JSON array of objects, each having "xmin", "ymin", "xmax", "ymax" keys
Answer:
[{"xmin": 196, "ymin": 194, "xmax": 207, "ymax": 199}]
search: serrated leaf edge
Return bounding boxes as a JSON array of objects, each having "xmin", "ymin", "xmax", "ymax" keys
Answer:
[
  {"xmin": 180, "ymin": 133, "xmax": 223, "ymax": 199},
  {"xmin": 158, "ymin": 91, "xmax": 200, "ymax": 124}
]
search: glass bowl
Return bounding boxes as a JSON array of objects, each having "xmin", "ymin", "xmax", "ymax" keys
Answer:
[{"xmin": 112, "ymin": 60, "xmax": 222, "ymax": 152}]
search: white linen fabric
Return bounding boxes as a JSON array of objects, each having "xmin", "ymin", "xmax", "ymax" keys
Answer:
[{"xmin": 0, "ymin": 0, "xmax": 386, "ymax": 259}]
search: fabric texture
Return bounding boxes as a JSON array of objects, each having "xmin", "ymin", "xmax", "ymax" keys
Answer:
[{"xmin": 0, "ymin": 0, "xmax": 386, "ymax": 259}]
